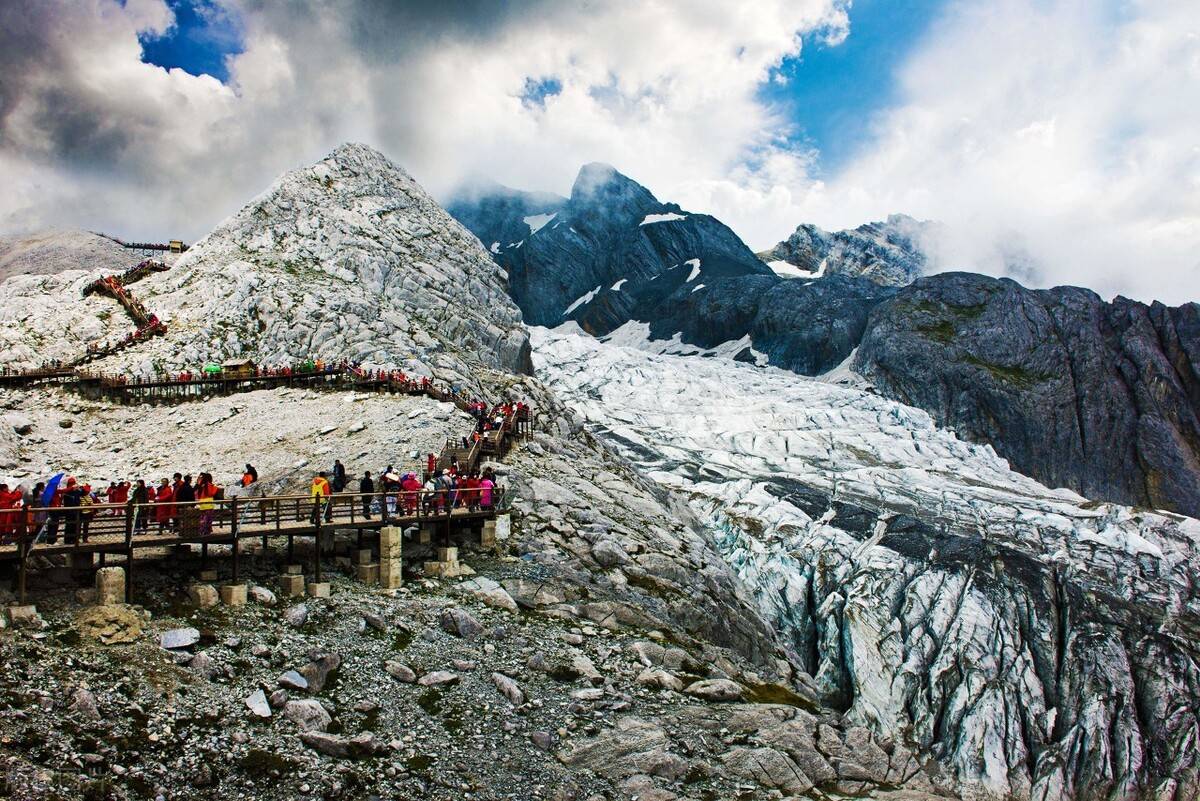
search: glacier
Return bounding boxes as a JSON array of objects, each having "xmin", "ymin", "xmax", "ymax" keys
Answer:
[{"xmin": 532, "ymin": 325, "xmax": 1200, "ymax": 801}]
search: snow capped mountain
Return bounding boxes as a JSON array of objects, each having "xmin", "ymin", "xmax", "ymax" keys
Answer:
[
  {"xmin": 448, "ymin": 162, "xmax": 774, "ymax": 334},
  {"xmin": 533, "ymin": 324, "xmax": 1200, "ymax": 801},
  {"xmin": 758, "ymin": 213, "xmax": 931, "ymax": 287}
]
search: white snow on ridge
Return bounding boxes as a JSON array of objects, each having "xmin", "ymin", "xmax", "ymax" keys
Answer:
[
  {"xmin": 767, "ymin": 259, "xmax": 825, "ymax": 279},
  {"xmin": 523, "ymin": 213, "xmax": 557, "ymax": 235},
  {"xmin": 685, "ymin": 258, "xmax": 701, "ymax": 281},
  {"xmin": 611, "ymin": 279, "xmax": 627, "ymax": 291},
  {"xmin": 490, "ymin": 242, "xmax": 501, "ymax": 254},
  {"xmin": 640, "ymin": 213, "xmax": 687, "ymax": 226},
  {"xmin": 562, "ymin": 285, "xmax": 602, "ymax": 316},
  {"xmin": 691, "ymin": 283, "xmax": 705, "ymax": 293}
]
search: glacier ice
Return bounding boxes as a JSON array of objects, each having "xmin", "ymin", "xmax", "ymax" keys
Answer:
[{"xmin": 532, "ymin": 324, "xmax": 1200, "ymax": 800}]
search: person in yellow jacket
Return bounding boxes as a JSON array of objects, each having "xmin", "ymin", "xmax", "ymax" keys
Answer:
[{"xmin": 310, "ymin": 471, "xmax": 332, "ymax": 524}]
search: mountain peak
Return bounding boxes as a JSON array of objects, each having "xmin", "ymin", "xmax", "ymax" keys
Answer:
[{"xmin": 569, "ymin": 162, "xmax": 658, "ymax": 210}]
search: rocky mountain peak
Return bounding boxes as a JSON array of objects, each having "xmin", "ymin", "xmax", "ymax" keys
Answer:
[
  {"xmin": 568, "ymin": 162, "xmax": 660, "ymax": 220},
  {"xmin": 0, "ymin": 143, "xmax": 534, "ymax": 388}
]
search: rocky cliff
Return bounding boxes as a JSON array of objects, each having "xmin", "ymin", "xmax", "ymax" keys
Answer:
[
  {"xmin": 854, "ymin": 272, "xmax": 1200, "ymax": 517},
  {"xmin": 448, "ymin": 163, "xmax": 775, "ymax": 335},
  {"xmin": 0, "ymin": 143, "xmax": 533, "ymax": 388},
  {"xmin": 1, "ymin": 145, "xmax": 938, "ymax": 801},
  {"xmin": 757, "ymin": 214, "xmax": 931, "ymax": 286}
]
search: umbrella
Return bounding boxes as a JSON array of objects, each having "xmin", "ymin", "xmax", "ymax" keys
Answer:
[
  {"xmin": 40, "ymin": 473, "xmax": 64, "ymax": 506},
  {"xmin": 203, "ymin": 363, "xmax": 222, "ymax": 375}
]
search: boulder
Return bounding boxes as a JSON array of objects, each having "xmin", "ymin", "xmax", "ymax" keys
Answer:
[
  {"xmin": 491, "ymin": 672, "xmax": 526, "ymax": 706},
  {"xmin": 283, "ymin": 699, "xmax": 332, "ymax": 732},
  {"xmin": 439, "ymin": 607, "xmax": 483, "ymax": 639},
  {"xmin": 160, "ymin": 627, "xmax": 200, "ymax": 650},
  {"xmin": 417, "ymin": 670, "xmax": 460, "ymax": 687},
  {"xmin": 684, "ymin": 679, "xmax": 742, "ymax": 702},
  {"xmin": 244, "ymin": 689, "xmax": 271, "ymax": 718}
]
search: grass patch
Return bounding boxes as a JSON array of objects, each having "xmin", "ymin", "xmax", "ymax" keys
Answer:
[
  {"xmin": 964, "ymin": 355, "xmax": 1048, "ymax": 388},
  {"xmin": 916, "ymin": 320, "xmax": 957, "ymax": 344}
]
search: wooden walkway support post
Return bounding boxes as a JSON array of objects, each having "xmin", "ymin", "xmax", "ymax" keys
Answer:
[
  {"xmin": 230, "ymin": 497, "xmax": 240, "ymax": 584},
  {"xmin": 124, "ymin": 500, "xmax": 135, "ymax": 602}
]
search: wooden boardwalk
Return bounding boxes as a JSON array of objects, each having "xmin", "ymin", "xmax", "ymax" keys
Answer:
[
  {"xmin": 0, "ymin": 363, "xmax": 533, "ymax": 602},
  {"xmin": 1, "ymin": 489, "xmax": 506, "ymax": 602}
]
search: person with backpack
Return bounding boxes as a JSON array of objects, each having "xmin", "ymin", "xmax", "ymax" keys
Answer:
[
  {"xmin": 310, "ymin": 472, "xmax": 332, "ymax": 524},
  {"xmin": 195, "ymin": 473, "xmax": 218, "ymax": 536}
]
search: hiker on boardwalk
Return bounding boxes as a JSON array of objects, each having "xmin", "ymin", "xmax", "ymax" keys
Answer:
[
  {"xmin": 131, "ymin": 480, "xmax": 150, "ymax": 533},
  {"xmin": 401, "ymin": 472, "xmax": 422, "ymax": 514},
  {"xmin": 195, "ymin": 473, "xmax": 218, "ymax": 536},
  {"xmin": 175, "ymin": 474, "xmax": 195, "ymax": 533},
  {"xmin": 382, "ymin": 466, "xmax": 400, "ymax": 516},
  {"xmin": 155, "ymin": 478, "xmax": 174, "ymax": 533},
  {"xmin": 480, "ymin": 471, "xmax": 496, "ymax": 510},
  {"xmin": 426, "ymin": 453, "xmax": 436, "ymax": 480},
  {"xmin": 241, "ymin": 464, "xmax": 258, "ymax": 487},
  {"xmin": 310, "ymin": 472, "xmax": 332, "ymax": 523},
  {"xmin": 332, "ymin": 459, "xmax": 347, "ymax": 493},
  {"xmin": 359, "ymin": 471, "xmax": 374, "ymax": 519},
  {"xmin": 0, "ymin": 484, "xmax": 19, "ymax": 539}
]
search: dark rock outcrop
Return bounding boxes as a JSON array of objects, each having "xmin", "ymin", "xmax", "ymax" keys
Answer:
[
  {"xmin": 855, "ymin": 272, "xmax": 1200, "ymax": 515},
  {"xmin": 449, "ymin": 163, "xmax": 774, "ymax": 334},
  {"xmin": 757, "ymin": 214, "xmax": 930, "ymax": 287}
]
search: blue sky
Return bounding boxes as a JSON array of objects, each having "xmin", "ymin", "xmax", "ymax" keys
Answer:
[
  {"xmin": 761, "ymin": 0, "xmax": 948, "ymax": 174},
  {"xmin": 139, "ymin": 0, "xmax": 243, "ymax": 82}
]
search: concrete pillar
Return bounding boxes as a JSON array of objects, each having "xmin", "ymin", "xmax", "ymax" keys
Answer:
[
  {"xmin": 379, "ymin": 526, "xmax": 403, "ymax": 589},
  {"xmin": 199, "ymin": 569, "xmax": 219, "ymax": 582},
  {"xmin": 279, "ymin": 574, "xmax": 305, "ymax": 597},
  {"xmin": 284, "ymin": 564, "xmax": 303, "ymax": 575},
  {"xmin": 355, "ymin": 563, "xmax": 379, "ymax": 584},
  {"xmin": 95, "ymin": 566, "xmax": 126, "ymax": 606},
  {"xmin": 354, "ymin": 549, "xmax": 374, "ymax": 566},
  {"xmin": 220, "ymin": 584, "xmax": 248, "ymax": 606},
  {"xmin": 306, "ymin": 582, "xmax": 331, "ymax": 598}
]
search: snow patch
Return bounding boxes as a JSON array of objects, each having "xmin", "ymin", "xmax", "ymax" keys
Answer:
[
  {"xmin": 563, "ymin": 285, "xmax": 602, "ymax": 316},
  {"xmin": 490, "ymin": 242, "xmax": 500, "ymax": 254},
  {"xmin": 767, "ymin": 259, "xmax": 826, "ymax": 279},
  {"xmin": 690, "ymin": 283, "xmax": 705, "ymax": 293},
  {"xmin": 523, "ymin": 213, "xmax": 557, "ymax": 235},
  {"xmin": 685, "ymin": 259, "xmax": 701, "ymax": 282},
  {"xmin": 610, "ymin": 279, "xmax": 627, "ymax": 291},
  {"xmin": 640, "ymin": 213, "xmax": 687, "ymax": 226}
]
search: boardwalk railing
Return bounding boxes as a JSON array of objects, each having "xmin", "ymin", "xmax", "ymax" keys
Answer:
[{"xmin": 0, "ymin": 487, "xmax": 507, "ymax": 602}]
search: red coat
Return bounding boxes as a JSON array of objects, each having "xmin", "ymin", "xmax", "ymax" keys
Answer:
[{"xmin": 155, "ymin": 486, "xmax": 175, "ymax": 522}]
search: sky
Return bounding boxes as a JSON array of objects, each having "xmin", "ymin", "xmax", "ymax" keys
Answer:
[{"xmin": 1, "ymin": 0, "xmax": 1198, "ymax": 304}]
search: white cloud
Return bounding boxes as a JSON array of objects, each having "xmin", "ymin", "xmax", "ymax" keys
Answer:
[
  {"xmin": 0, "ymin": 0, "xmax": 848, "ymax": 245},
  {"xmin": 1, "ymin": 0, "xmax": 1197, "ymax": 303},
  {"xmin": 696, "ymin": 0, "xmax": 1200, "ymax": 303}
]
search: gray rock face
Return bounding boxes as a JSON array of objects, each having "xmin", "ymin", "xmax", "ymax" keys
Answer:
[
  {"xmin": 646, "ymin": 273, "xmax": 897, "ymax": 375},
  {"xmin": 449, "ymin": 163, "xmax": 773, "ymax": 334},
  {"xmin": 757, "ymin": 214, "xmax": 930, "ymax": 286},
  {"xmin": 855, "ymin": 272, "xmax": 1200, "ymax": 516},
  {"xmin": 0, "ymin": 143, "xmax": 533, "ymax": 387}
]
